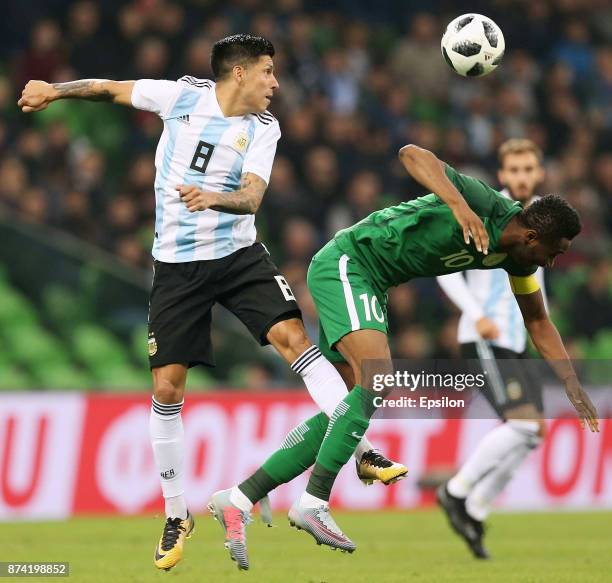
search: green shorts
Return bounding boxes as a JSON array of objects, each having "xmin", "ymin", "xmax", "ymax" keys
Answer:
[{"xmin": 307, "ymin": 240, "xmax": 389, "ymax": 363}]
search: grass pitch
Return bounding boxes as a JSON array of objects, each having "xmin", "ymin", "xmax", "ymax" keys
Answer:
[{"xmin": 5, "ymin": 510, "xmax": 612, "ymax": 582}]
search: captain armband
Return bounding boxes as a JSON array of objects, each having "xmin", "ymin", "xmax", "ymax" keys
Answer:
[{"xmin": 508, "ymin": 274, "xmax": 540, "ymax": 295}]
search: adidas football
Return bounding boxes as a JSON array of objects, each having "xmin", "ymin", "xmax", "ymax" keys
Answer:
[{"xmin": 441, "ymin": 14, "xmax": 505, "ymax": 77}]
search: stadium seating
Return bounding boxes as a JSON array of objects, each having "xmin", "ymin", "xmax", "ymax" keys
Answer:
[{"xmin": 0, "ymin": 271, "xmax": 153, "ymax": 390}]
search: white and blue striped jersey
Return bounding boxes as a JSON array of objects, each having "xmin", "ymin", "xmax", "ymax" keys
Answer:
[
  {"xmin": 131, "ymin": 77, "xmax": 280, "ymax": 262},
  {"xmin": 437, "ymin": 190, "xmax": 547, "ymax": 354}
]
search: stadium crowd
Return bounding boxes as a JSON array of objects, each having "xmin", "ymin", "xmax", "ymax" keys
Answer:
[{"xmin": 1, "ymin": 0, "xmax": 612, "ymax": 383}]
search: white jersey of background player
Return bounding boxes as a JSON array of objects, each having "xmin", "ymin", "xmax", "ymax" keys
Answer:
[{"xmin": 436, "ymin": 139, "xmax": 551, "ymax": 559}]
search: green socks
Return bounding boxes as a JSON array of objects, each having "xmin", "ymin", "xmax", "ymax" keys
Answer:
[
  {"xmin": 239, "ymin": 385, "xmax": 379, "ymax": 504},
  {"xmin": 238, "ymin": 412, "xmax": 328, "ymax": 504},
  {"xmin": 306, "ymin": 385, "xmax": 377, "ymax": 501}
]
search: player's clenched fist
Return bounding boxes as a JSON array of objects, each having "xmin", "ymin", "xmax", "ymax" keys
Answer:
[
  {"xmin": 176, "ymin": 184, "xmax": 220, "ymax": 212},
  {"xmin": 18, "ymin": 80, "xmax": 57, "ymax": 113}
]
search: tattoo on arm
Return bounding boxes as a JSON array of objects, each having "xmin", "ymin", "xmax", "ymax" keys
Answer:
[
  {"xmin": 209, "ymin": 173, "xmax": 267, "ymax": 215},
  {"xmin": 51, "ymin": 80, "xmax": 113, "ymax": 102}
]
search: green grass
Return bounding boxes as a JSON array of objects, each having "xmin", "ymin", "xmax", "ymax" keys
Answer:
[{"xmin": 5, "ymin": 510, "xmax": 612, "ymax": 582}]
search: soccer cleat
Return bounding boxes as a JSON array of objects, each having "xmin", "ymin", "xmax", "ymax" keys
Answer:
[
  {"xmin": 436, "ymin": 483, "xmax": 490, "ymax": 560},
  {"xmin": 356, "ymin": 450, "xmax": 408, "ymax": 485},
  {"xmin": 468, "ymin": 518, "xmax": 490, "ymax": 560},
  {"xmin": 288, "ymin": 501, "xmax": 356, "ymax": 553},
  {"xmin": 207, "ymin": 489, "xmax": 252, "ymax": 570},
  {"xmin": 153, "ymin": 511, "xmax": 195, "ymax": 571}
]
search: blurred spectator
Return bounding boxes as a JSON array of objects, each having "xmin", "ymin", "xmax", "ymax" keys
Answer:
[
  {"xmin": 552, "ymin": 20, "xmax": 595, "ymax": 81},
  {"xmin": 57, "ymin": 190, "xmax": 98, "ymax": 242},
  {"xmin": 390, "ymin": 13, "xmax": 449, "ymax": 99},
  {"xmin": 103, "ymin": 195, "xmax": 141, "ymax": 247},
  {"xmin": 12, "ymin": 19, "xmax": 64, "ymax": 91},
  {"xmin": 302, "ymin": 145, "xmax": 342, "ymax": 225},
  {"xmin": 0, "ymin": 157, "xmax": 28, "ymax": 210},
  {"xmin": 589, "ymin": 47, "xmax": 612, "ymax": 129},
  {"xmin": 133, "ymin": 37, "xmax": 170, "ymax": 79},
  {"xmin": 19, "ymin": 186, "xmax": 49, "ymax": 225},
  {"xmin": 282, "ymin": 217, "xmax": 318, "ymax": 264},
  {"xmin": 570, "ymin": 257, "xmax": 612, "ymax": 339},
  {"xmin": 326, "ymin": 170, "xmax": 383, "ymax": 236},
  {"xmin": 67, "ymin": 1, "xmax": 119, "ymax": 78},
  {"xmin": 320, "ymin": 49, "xmax": 360, "ymax": 114},
  {"xmin": 264, "ymin": 155, "xmax": 309, "ymax": 226}
]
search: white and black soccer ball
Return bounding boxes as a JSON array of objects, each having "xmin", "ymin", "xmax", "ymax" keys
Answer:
[{"xmin": 441, "ymin": 14, "xmax": 505, "ymax": 77}]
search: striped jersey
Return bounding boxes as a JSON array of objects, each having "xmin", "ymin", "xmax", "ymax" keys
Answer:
[
  {"xmin": 131, "ymin": 76, "xmax": 280, "ymax": 262},
  {"xmin": 437, "ymin": 190, "xmax": 547, "ymax": 354}
]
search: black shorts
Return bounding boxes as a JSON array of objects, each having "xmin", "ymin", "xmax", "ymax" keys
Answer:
[
  {"xmin": 461, "ymin": 341, "xmax": 544, "ymax": 418},
  {"xmin": 148, "ymin": 243, "xmax": 301, "ymax": 368}
]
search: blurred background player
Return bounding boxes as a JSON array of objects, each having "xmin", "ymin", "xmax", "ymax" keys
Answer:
[
  {"xmin": 436, "ymin": 139, "xmax": 547, "ymax": 559},
  {"xmin": 18, "ymin": 33, "xmax": 406, "ymax": 572}
]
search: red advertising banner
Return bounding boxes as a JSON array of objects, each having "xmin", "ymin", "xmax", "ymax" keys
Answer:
[{"xmin": 1, "ymin": 390, "xmax": 611, "ymax": 520}]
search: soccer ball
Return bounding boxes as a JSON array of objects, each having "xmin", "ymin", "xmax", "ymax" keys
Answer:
[{"xmin": 441, "ymin": 14, "xmax": 505, "ymax": 77}]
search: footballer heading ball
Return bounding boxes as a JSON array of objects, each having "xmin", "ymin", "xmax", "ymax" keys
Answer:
[{"xmin": 441, "ymin": 14, "xmax": 505, "ymax": 77}]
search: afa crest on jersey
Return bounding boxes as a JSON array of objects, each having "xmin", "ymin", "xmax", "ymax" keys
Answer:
[
  {"xmin": 148, "ymin": 334, "xmax": 158, "ymax": 356},
  {"xmin": 233, "ymin": 131, "xmax": 249, "ymax": 152}
]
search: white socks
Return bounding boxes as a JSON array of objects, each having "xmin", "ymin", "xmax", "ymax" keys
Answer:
[
  {"xmin": 466, "ymin": 438, "xmax": 536, "ymax": 521},
  {"xmin": 150, "ymin": 397, "xmax": 187, "ymax": 519},
  {"xmin": 448, "ymin": 420, "xmax": 541, "ymax": 519},
  {"xmin": 230, "ymin": 486, "xmax": 254, "ymax": 513},
  {"xmin": 299, "ymin": 491, "xmax": 328, "ymax": 509},
  {"xmin": 448, "ymin": 420, "xmax": 540, "ymax": 497},
  {"xmin": 290, "ymin": 345, "xmax": 375, "ymax": 461},
  {"xmin": 291, "ymin": 346, "xmax": 346, "ymax": 417}
]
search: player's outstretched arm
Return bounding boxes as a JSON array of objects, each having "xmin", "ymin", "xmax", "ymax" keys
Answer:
[
  {"xmin": 398, "ymin": 144, "xmax": 489, "ymax": 254},
  {"xmin": 512, "ymin": 276, "xmax": 599, "ymax": 432},
  {"xmin": 176, "ymin": 172, "xmax": 267, "ymax": 215},
  {"xmin": 18, "ymin": 79, "xmax": 135, "ymax": 112}
]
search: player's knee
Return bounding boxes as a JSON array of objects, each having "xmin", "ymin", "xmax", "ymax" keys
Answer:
[{"xmin": 152, "ymin": 373, "xmax": 185, "ymax": 404}]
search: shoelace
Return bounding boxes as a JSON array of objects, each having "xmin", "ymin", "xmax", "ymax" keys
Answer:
[
  {"xmin": 315, "ymin": 506, "xmax": 343, "ymax": 536},
  {"xmin": 161, "ymin": 517, "xmax": 186, "ymax": 551},
  {"xmin": 224, "ymin": 507, "xmax": 249, "ymax": 542},
  {"xmin": 363, "ymin": 450, "xmax": 393, "ymax": 468}
]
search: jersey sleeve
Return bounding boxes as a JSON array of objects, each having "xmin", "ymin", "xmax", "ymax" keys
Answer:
[
  {"xmin": 242, "ymin": 120, "xmax": 281, "ymax": 184},
  {"xmin": 444, "ymin": 164, "xmax": 507, "ymax": 216},
  {"xmin": 131, "ymin": 79, "xmax": 181, "ymax": 117},
  {"xmin": 437, "ymin": 273, "xmax": 485, "ymax": 321}
]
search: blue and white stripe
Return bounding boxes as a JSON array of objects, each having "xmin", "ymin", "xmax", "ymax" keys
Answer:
[{"xmin": 134, "ymin": 77, "xmax": 279, "ymax": 262}]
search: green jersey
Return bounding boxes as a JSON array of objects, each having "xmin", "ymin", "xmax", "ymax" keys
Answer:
[{"xmin": 333, "ymin": 164, "xmax": 538, "ymax": 290}]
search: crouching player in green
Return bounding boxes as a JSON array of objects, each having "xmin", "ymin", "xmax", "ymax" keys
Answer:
[{"xmin": 208, "ymin": 145, "xmax": 599, "ymax": 568}]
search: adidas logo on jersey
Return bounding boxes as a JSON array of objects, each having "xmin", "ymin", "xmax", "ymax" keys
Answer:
[{"xmin": 177, "ymin": 114, "xmax": 190, "ymax": 125}]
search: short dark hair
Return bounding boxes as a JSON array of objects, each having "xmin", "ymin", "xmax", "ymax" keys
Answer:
[
  {"xmin": 517, "ymin": 194, "xmax": 581, "ymax": 241},
  {"xmin": 210, "ymin": 34, "xmax": 275, "ymax": 80}
]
